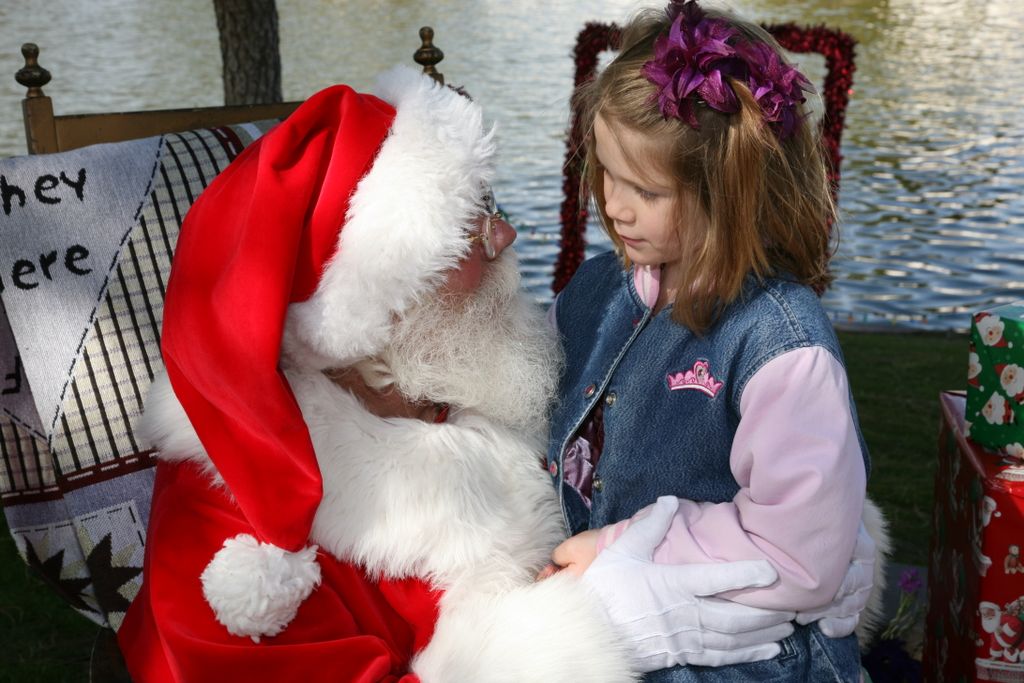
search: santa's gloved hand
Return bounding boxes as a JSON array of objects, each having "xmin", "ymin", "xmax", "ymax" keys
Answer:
[
  {"xmin": 581, "ymin": 497, "xmax": 794, "ymax": 672},
  {"xmin": 795, "ymin": 522, "xmax": 875, "ymax": 637}
]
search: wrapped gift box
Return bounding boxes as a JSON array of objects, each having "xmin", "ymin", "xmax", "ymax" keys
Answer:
[
  {"xmin": 967, "ymin": 302, "xmax": 1024, "ymax": 457},
  {"xmin": 924, "ymin": 391, "xmax": 1024, "ymax": 682}
]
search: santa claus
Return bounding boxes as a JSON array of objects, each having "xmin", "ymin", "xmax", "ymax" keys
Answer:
[
  {"xmin": 116, "ymin": 67, "xmax": 866, "ymax": 682},
  {"xmin": 980, "ymin": 601, "xmax": 1024, "ymax": 663}
]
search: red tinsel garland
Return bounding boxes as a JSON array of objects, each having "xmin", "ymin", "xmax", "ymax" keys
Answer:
[
  {"xmin": 553, "ymin": 22, "xmax": 856, "ymax": 294},
  {"xmin": 766, "ymin": 23, "xmax": 857, "ymax": 196}
]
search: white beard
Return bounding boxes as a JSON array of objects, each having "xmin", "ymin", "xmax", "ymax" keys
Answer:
[
  {"xmin": 981, "ymin": 602, "xmax": 1002, "ymax": 634},
  {"xmin": 376, "ymin": 252, "xmax": 563, "ymax": 432}
]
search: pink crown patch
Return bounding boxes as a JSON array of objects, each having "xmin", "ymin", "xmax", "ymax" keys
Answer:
[{"xmin": 667, "ymin": 360, "xmax": 723, "ymax": 397}]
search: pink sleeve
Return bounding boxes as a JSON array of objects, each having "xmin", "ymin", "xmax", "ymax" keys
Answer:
[{"xmin": 600, "ymin": 346, "xmax": 866, "ymax": 611}]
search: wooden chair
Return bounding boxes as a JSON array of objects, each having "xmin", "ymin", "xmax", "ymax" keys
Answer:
[{"xmin": 15, "ymin": 26, "xmax": 446, "ymax": 155}]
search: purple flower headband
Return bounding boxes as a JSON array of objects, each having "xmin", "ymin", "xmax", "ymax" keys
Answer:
[{"xmin": 641, "ymin": 0, "xmax": 812, "ymax": 139}]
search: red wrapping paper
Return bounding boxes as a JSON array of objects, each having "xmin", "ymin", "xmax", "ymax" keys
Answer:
[{"xmin": 924, "ymin": 392, "xmax": 1024, "ymax": 682}]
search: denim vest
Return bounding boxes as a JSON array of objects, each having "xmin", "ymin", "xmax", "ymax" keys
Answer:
[{"xmin": 547, "ymin": 252, "xmax": 868, "ymax": 682}]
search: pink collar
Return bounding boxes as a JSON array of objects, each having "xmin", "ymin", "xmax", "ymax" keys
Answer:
[{"xmin": 633, "ymin": 265, "xmax": 661, "ymax": 309}]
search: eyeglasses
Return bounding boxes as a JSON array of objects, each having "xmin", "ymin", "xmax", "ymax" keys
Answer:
[{"xmin": 467, "ymin": 188, "xmax": 501, "ymax": 260}]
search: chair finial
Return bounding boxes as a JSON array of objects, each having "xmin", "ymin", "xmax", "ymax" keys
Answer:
[
  {"xmin": 414, "ymin": 27, "xmax": 445, "ymax": 85},
  {"xmin": 16, "ymin": 43, "xmax": 51, "ymax": 98}
]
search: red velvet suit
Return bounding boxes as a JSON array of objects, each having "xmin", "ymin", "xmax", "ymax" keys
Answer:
[{"xmin": 119, "ymin": 461, "xmax": 440, "ymax": 683}]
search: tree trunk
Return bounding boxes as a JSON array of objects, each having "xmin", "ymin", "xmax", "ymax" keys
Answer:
[{"xmin": 213, "ymin": 0, "xmax": 283, "ymax": 105}]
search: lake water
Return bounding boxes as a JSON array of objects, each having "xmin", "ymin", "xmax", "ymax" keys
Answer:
[{"xmin": 0, "ymin": 0, "xmax": 1021, "ymax": 331}]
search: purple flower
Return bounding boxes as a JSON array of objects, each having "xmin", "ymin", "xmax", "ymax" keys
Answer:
[
  {"xmin": 640, "ymin": 0, "xmax": 812, "ymax": 140},
  {"xmin": 641, "ymin": 2, "xmax": 743, "ymax": 128},
  {"xmin": 738, "ymin": 41, "xmax": 812, "ymax": 139},
  {"xmin": 898, "ymin": 568, "xmax": 923, "ymax": 595}
]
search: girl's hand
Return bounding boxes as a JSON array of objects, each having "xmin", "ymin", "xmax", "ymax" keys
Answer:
[
  {"xmin": 535, "ymin": 562, "xmax": 560, "ymax": 581},
  {"xmin": 550, "ymin": 529, "xmax": 601, "ymax": 576},
  {"xmin": 581, "ymin": 497, "xmax": 792, "ymax": 671}
]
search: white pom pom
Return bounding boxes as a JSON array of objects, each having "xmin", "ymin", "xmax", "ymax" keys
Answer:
[{"xmin": 201, "ymin": 534, "xmax": 321, "ymax": 642}]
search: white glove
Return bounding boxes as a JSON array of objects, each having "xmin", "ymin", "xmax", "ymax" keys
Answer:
[
  {"xmin": 795, "ymin": 521, "xmax": 875, "ymax": 637},
  {"xmin": 582, "ymin": 496, "xmax": 795, "ymax": 672}
]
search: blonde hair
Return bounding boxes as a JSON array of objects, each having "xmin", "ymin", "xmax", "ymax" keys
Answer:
[{"xmin": 576, "ymin": 6, "xmax": 836, "ymax": 334}]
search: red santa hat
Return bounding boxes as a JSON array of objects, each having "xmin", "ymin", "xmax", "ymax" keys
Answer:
[{"xmin": 158, "ymin": 66, "xmax": 495, "ymax": 640}]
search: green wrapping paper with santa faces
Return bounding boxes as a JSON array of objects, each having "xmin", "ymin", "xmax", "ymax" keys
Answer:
[{"xmin": 967, "ymin": 302, "xmax": 1024, "ymax": 458}]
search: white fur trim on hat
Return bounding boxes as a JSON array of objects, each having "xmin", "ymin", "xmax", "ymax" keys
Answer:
[
  {"xmin": 285, "ymin": 65, "xmax": 496, "ymax": 369},
  {"xmin": 201, "ymin": 534, "xmax": 321, "ymax": 642}
]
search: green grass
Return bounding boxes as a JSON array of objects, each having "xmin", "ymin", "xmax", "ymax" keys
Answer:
[
  {"xmin": 838, "ymin": 328, "xmax": 968, "ymax": 567},
  {"xmin": 0, "ymin": 328, "xmax": 967, "ymax": 680},
  {"xmin": 0, "ymin": 515, "xmax": 95, "ymax": 682}
]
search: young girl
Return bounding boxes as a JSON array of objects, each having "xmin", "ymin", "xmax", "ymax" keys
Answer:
[{"xmin": 545, "ymin": 1, "xmax": 873, "ymax": 680}]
